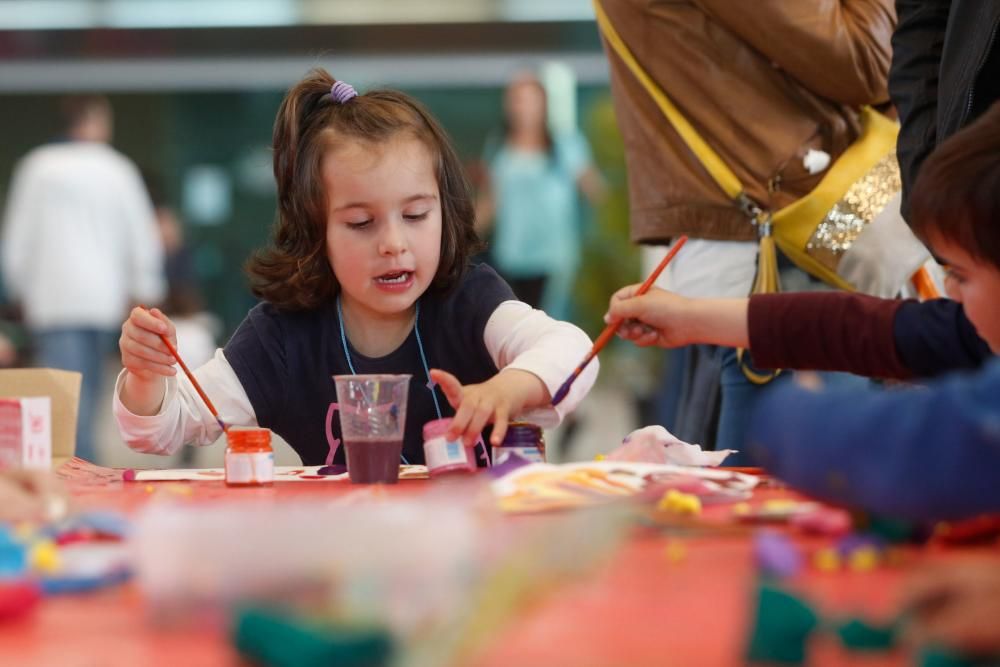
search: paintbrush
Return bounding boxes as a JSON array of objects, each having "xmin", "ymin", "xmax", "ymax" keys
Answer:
[
  {"xmin": 551, "ymin": 235, "xmax": 688, "ymax": 407},
  {"xmin": 144, "ymin": 307, "xmax": 228, "ymax": 433}
]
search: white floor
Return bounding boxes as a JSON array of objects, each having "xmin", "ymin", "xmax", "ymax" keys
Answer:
[{"xmin": 95, "ymin": 361, "xmax": 641, "ymax": 469}]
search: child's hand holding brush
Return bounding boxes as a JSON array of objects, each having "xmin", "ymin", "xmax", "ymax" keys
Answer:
[{"xmin": 119, "ymin": 306, "xmax": 228, "ymax": 432}]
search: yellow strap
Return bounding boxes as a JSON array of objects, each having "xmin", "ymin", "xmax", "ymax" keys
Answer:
[{"xmin": 593, "ymin": 0, "xmax": 745, "ymax": 201}]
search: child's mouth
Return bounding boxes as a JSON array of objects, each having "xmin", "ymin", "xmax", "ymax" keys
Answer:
[{"xmin": 375, "ymin": 271, "xmax": 413, "ymax": 285}]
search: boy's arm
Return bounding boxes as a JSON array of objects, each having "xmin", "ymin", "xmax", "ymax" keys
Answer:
[
  {"xmin": 747, "ymin": 292, "xmax": 910, "ymax": 378},
  {"xmin": 892, "ymin": 299, "xmax": 992, "ymax": 378},
  {"xmin": 747, "ymin": 359, "xmax": 1000, "ymax": 521}
]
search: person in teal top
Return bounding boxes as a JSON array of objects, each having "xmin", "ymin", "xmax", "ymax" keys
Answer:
[{"xmin": 477, "ymin": 72, "xmax": 604, "ymax": 320}]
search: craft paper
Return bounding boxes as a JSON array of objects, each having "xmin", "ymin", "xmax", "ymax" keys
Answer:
[
  {"xmin": 492, "ymin": 461, "xmax": 758, "ymax": 513},
  {"xmin": 608, "ymin": 425, "xmax": 736, "ymax": 466},
  {"xmin": 130, "ymin": 464, "xmax": 428, "ymax": 482}
]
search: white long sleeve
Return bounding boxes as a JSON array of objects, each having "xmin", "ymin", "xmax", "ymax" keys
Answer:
[
  {"xmin": 483, "ymin": 300, "xmax": 598, "ymax": 427},
  {"xmin": 114, "ymin": 349, "xmax": 257, "ymax": 455},
  {"xmin": 114, "ymin": 301, "xmax": 598, "ymax": 456}
]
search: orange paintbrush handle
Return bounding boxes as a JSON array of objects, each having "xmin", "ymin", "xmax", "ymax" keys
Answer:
[{"xmin": 143, "ymin": 306, "xmax": 228, "ymax": 432}]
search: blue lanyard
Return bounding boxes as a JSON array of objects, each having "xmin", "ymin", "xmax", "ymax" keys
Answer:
[{"xmin": 336, "ymin": 296, "xmax": 444, "ymax": 463}]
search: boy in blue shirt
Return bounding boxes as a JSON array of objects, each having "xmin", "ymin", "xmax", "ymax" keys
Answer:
[{"xmin": 744, "ymin": 101, "xmax": 1000, "ymax": 522}]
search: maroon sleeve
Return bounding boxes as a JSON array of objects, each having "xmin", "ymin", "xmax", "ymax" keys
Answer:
[{"xmin": 747, "ymin": 292, "xmax": 911, "ymax": 379}]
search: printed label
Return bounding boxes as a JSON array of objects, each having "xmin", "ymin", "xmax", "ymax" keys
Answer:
[
  {"xmin": 424, "ymin": 435, "xmax": 470, "ymax": 471},
  {"xmin": 492, "ymin": 446, "xmax": 543, "ymax": 465},
  {"xmin": 225, "ymin": 451, "xmax": 275, "ymax": 484}
]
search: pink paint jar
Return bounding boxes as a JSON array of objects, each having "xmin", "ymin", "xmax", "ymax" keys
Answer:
[{"xmin": 422, "ymin": 418, "xmax": 476, "ymax": 477}]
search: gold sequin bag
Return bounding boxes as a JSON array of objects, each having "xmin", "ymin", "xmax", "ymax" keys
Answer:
[{"xmin": 768, "ymin": 106, "xmax": 901, "ymax": 292}]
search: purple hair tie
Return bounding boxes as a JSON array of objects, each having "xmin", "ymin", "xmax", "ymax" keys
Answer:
[{"xmin": 330, "ymin": 80, "xmax": 358, "ymax": 104}]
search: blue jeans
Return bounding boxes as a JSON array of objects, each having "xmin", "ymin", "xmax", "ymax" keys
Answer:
[
  {"xmin": 716, "ymin": 347, "xmax": 867, "ymax": 465},
  {"xmin": 34, "ymin": 328, "xmax": 118, "ymax": 463}
]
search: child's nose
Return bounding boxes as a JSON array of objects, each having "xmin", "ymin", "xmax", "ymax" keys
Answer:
[{"xmin": 377, "ymin": 221, "xmax": 407, "ymax": 255}]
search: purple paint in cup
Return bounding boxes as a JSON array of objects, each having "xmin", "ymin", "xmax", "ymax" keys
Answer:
[{"xmin": 332, "ymin": 374, "xmax": 410, "ymax": 484}]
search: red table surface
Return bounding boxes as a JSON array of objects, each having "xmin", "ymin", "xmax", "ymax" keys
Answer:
[{"xmin": 0, "ymin": 461, "xmax": 988, "ymax": 667}]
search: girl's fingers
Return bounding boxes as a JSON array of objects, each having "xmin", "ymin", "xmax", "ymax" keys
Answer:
[
  {"xmin": 491, "ymin": 403, "xmax": 510, "ymax": 446},
  {"xmin": 121, "ymin": 344, "xmax": 177, "ymax": 375},
  {"xmin": 131, "ymin": 306, "xmax": 169, "ymax": 335},
  {"xmin": 120, "ymin": 331, "xmax": 176, "ymax": 368},
  {"xmin": 148, "ymin": 307, "xmax": 178, "ymax": 342},
  {"xmin": 447, "ymin": 399, "xmax": 475, "ymax": 442},
  {"xmin": 464, "ymin": 400, "xmax": 495, "ymax": 448},
  {"xmin": 124, "ymin": 324, "xmax": 174, "ymax": 361},
  {"xmin": 429, "ymin": 369, "xmax": 463, "ymax": 408}
]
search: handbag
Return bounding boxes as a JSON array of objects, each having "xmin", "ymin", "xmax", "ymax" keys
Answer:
[{"xmin": 594, "ymin": 0, "xmax": 930, "ymax": 383}]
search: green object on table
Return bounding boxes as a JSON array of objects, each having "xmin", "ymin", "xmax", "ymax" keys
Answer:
[
  {"xmin": 746, "ymin": 583, "xmax": 820, "ymax": 664},
  {"xmin": 862, "ymin": 515, "xmax": 924, "ymax": 544},
  {"xmin": 232, "ymin": 607, "xmax": 395, "ymax": 667},
  {"xmin": 836, "ymin": 617, "xmax": 897, "ymax": 651},
  {"xmin": 919, "ymin": 647, "xmax": 1000, "ymax": 667}
]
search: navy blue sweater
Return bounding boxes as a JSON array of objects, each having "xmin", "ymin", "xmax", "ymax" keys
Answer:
[{"xmin": 224, "ymin": 264, "xmax": 514, "ymax": 465}]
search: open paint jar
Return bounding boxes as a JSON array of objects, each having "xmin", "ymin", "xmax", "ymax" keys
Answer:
[
  {"xmin": 225, "ymin": 427, "xmax": 274, "ymax": 487},
  {"xmin": 422, "ymin": 418, "xmax": 476, "ymax": 477},
  {"xmin": 492, "ymin": 422, "xmax": 545, "ymax": 465}
]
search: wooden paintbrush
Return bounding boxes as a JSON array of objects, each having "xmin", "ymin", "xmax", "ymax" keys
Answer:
[
  {"xmin": 551, "ymin": 235, "xmax": 688, "ymax": 406},
  {"xmin": 144, "ymin": 307, "xmax": 228, "ymax": 433}
]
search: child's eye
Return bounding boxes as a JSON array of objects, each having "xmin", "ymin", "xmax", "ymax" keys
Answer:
[
  {"xmin": 403, "ymin": 211, "xmax": 429, "ymax": 222},
  {"xmin": 347, "ymin": 220, "xmax": 373, "ymax": 230},
  {"xmin": 951, "ymin": 275, "xmax": 967, "ymax": 285},
  {"xmin": 944, "ymin": 267, "xmax": 966, "ymax": 285}
]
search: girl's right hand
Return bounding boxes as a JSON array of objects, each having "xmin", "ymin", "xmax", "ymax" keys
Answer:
[
  {"xmin": 604, "ymin": 285, "xmax": 695, "ymax": 348},
  {"xmin": 119, "ymin": 307, "xmax": 178, "ymax": 380}
]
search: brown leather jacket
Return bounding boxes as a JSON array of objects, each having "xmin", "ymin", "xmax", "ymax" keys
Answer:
[{"xmin": 600, "ymin": 0, "xmax": 896, "ymax": 243}]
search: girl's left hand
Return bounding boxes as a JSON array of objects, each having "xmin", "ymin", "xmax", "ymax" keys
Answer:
[{"xmin": 429, "ymin": 369, "xmax": 546, "ymax": 447}]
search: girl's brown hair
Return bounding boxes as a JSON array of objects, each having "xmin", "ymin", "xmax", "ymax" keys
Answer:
[
  {"xmin": 909, "ymin": 101, "xmax": 1000, "ymax": 269},
  {"xmin": 247, "ymin": 68, "xmax": 482, "ymax": 309}
]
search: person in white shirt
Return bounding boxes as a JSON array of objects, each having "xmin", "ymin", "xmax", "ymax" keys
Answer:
[{"xmin": 1, "ymin": 95, "xmax": 165, "ymax": 463}]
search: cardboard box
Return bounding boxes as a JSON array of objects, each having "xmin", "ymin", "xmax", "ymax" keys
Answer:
[
  {"xmin": 0, "ymin": 396, "xmax": 51, "ymax": 469},
  {"xmin": 0, "ymin": 369, "xmax": 81, "ymax": 469}
]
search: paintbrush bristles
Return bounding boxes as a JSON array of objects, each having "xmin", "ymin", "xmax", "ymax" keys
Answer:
[{"xmin": 550, "ymin": 368, "xmax": 580, "ymax": 407}]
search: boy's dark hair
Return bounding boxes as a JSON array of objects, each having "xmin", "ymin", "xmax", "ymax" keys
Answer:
[
  {"xmin": 248, "ymin": 68, "xmax": 482, "ymax": 310},
  {"xmin": 909, "ymin": 101, "xmax": 1000, "ymax": 269}
]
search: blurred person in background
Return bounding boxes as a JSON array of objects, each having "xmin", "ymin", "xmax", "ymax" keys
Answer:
[
  {"xmin": 476, "ymin": 72, "xmax": 605, "ymax": 321},
  {"xmin": 1, "ymin": 95, "xmax": 165, "ymax": 463},
  {"xmin": 597, "ymin": 0, "xmax": 905, "ymax": 460}
]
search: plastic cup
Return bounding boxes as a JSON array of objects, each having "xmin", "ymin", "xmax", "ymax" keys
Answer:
[{"xmin": 332, "ymin": 374, "xmax": 411, "ymax": 484}]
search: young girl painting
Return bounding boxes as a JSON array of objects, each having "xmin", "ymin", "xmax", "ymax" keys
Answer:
[{"xmin": 114, "ymin": 70, "xmax": 598, "ymax": 466}]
